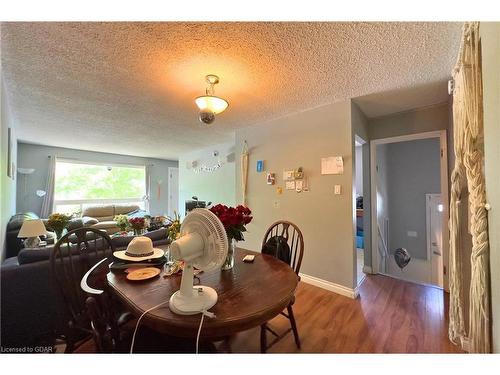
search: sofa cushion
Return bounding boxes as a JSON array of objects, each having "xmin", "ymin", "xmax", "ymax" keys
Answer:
[
  {"xmin": 82, "ymin": 216, "xmax": 99, "ymax": 226},
  {"xmin": 67, "ymin": 218, "xmax": 84, "ymax": 231},
  {"xmin": 2, "ymin": 257, "xmax": 20, "ymax": 267},
  {"xmin": 81, "ymin": 204, "xmax": 140, "ymax": 221},
  {"xmin": 81, "ymin": 205, "xmax": 114, "ymax": 220},
  {"xmin": 6, "ymin": 212, "xmax": 40, "ymax": 231},
  {"xmin": 92, "ymin": 221, "xmax": 118, "ymax": 229},
  {"xmin": 17, "ymin": 247, "xmax": 53, "ymax": 265},
  {"xmin": 114, "ymin": 204, "xmax": 140, "ymax": 215}
]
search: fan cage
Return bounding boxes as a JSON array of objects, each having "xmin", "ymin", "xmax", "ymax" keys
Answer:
[{"xmin": 180, "ymin": 208, "xmax": 228, "ymax": 271}]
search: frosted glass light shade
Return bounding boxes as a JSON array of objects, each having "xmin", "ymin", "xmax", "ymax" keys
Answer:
[
  {"xmin": 18, "ymin": 219, "xmax": 46, "ymax": 238},
  {"xmin": 195, "ymin": 96, "xmax": 229, "ymax": 114}
]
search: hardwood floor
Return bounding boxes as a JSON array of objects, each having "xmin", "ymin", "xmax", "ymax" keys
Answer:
[
  {"xmin": 75, "ymin": 274, "xmax": 462, "ymax": 353},
  {"xmin": 227, "ymin": 274, "xmax": 463, "ymax": 353}
]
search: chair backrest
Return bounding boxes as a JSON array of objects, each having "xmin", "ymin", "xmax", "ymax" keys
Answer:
[
  {"xmin": 50, "ymin": 227, "xmax": 115, "ymax": 329},
  {"xmin": 261, "ymin": 221, "xmax": 304, "ymax": 275}
]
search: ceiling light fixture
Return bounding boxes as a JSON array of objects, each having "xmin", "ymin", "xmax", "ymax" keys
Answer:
[{"xmin": 195, "ymin": 74, "xmax": 228, "ymax": 125}]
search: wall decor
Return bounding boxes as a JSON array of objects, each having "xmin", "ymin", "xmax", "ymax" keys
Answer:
[
  {"xmin": 294, "ymin": 167, "xmax": 304, "ymax": 179},
  {"xmin": 276, "ymin": 186, "xmax": 283, "ymax": 194},
  {"xmin": 266, "ymin": 172, "xmax": 275, "ymax": 185},
  {"xmin": 321, "ymin": 156, "xmax": 344, "ymax": 175},
  {"xmin": 256, "ymin": 160, "xmax": 264, "ymax": 172},
  {"xmin": 193, "ymin": 162, "xmax": 222, "ymax": 173},
  {"xmin": 283, "ymin": 170, "xmax": 294, "ymax": 180},
  {"xmin": 295, "ymin": 180, "xmax": 303, "ymax": 192},
  {"xmin": 285, "ymin": 180, "xmax": 295, "ymax": 190}
]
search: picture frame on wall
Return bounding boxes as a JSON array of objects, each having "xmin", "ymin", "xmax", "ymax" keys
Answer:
[{"xmin": 7, "ymin": 127, "xmax": 12, "ymax": 178}]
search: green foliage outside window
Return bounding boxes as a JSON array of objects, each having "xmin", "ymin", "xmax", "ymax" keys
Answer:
[{"xmin": 54, "ymin": 162, "xmax": 146, "ymax": 200}]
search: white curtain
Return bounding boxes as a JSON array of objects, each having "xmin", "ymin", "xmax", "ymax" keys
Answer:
[
  {"xmin": 40, "ymin": 155, "xmax": 56, "ymax": 218},
  {"xmin": 144, "ymin": 164, "xmax": 152, "ymax": 213},
  {"xmin": 449, "ymin": 22, "xmax": 491, "ymax": 353}
]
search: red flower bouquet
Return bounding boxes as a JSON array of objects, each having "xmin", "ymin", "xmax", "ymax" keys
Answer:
[
  {"xmin": 209, "ymin": 204, "xmax": 253, "ymax": 242},
  {"xmin": 128, "ymin": 217, "xmax": 146, "ymax": 235}
]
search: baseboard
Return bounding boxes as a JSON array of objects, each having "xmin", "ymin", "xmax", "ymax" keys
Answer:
[
  {"xmin": 299, "ymin": 273, "xmax": 358, "ymax": 299},
  {"xmin": 362, "ymin": 265, "xmax": 373, "ymax": 274}
]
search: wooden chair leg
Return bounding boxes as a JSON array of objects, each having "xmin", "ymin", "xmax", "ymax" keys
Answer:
[
  {"xmin": 260, "ymin": 324, "xmax": 267, "ymax": 353},
  {"xmin": 222, "ymin": 337, "xmax": 232, "ymax": 353},
  {"xmin": 287, "ymin": 305, "xmax": 301, "ymax": 349}
]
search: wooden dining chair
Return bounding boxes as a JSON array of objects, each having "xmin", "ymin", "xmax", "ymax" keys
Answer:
[
  {"xmin": 50, "ymin": 227, "xmax": 115, "ymax": 352},
  {"xmin": 260, "ymin": 220, "xmax": 304, "ymax": 353}
]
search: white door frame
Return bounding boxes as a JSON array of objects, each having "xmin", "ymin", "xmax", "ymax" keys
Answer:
[
  {"xmin": 167, "ymin": 167, "xmax": 179, "ymax": 218},
  {"xmin": 426, "ymin": 193, "xmax": 444, "ymax": 288},
  {"xmin": 370, "ymin": 130, "xmax": 450, "ymax": 291}
]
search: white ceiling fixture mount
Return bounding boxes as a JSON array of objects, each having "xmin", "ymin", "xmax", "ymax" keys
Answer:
[{"xmin": 195, "ymin": 74, "xmax": 229, "ymax": 125}]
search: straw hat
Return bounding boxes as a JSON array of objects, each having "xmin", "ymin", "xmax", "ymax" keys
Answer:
[{"xmin": 113, "ymin": 236, "xmax": 164, "ymax": 262}]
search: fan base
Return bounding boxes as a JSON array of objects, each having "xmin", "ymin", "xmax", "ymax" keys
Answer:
[{"xmin": 169, "ymin": 286, "xmax": 218, "ymax": 315}]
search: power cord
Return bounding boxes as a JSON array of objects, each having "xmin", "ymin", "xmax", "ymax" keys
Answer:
[
  {"xmin": 129, "ymin": 300, "xmax": 169, "ymax": 353},
  {"xmin": 129, "ymin": 300, "xmax": 216, "ymax": 354},
  {"xmin": 196, "ymin": 310, "xmax": 216, "ymax": 354}
]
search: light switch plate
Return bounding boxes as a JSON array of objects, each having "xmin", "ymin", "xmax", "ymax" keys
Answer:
[
  {"xmin": 334, "ymin": 185, "xmax": 341, "ymax": 195},
  {"xmin": 273, "ymin": 200, "xmax": 280, "ymax": 209}
]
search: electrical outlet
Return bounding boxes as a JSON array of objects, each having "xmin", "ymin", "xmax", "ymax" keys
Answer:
[
  {"xmin": 334, "ymin": 185, "xmax": 341, "ymax": 195},
  {"xmin": 273, "ymin": 200, "xmax": 280, "ymax": 209}
]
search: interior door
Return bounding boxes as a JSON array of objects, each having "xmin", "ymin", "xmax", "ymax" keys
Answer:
[
  {"xmin": 427, "ymin": 193, "xmax": 443, "ymax": 288},
  {"xmin": 168, "ymin": 167, "xmax": 179, "ymax": 218}
]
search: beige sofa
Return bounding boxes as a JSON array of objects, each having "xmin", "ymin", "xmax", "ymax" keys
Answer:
[{"xmin": 81, "ymin": 204, "xmax": 141, "ymax": 234}]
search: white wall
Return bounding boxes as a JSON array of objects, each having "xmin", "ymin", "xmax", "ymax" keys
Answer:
[
  {"xmin": 386, "ymin": 138, "xmax": 441, "ymax": 260},
  {"xmin": 235, "ymin": 100, "xmax": 356, "ymax": 289},
  {"xmin": 375, "ymin": 143, "xmax": 390, "ymax": 272},
  {"xmin": 178, "ymin": 140, "xmax": 236, "ymax": 218},
  {"xmin": 481, "ymin": 22, "xmax": 500, "ymax": 353},
  {"xmin": 16, "ymin": 143, "xmax": 178, "ymax": 217},
  {"xmin": 1, "ymin": 76, "xmax": 18, "ymax": 261}
]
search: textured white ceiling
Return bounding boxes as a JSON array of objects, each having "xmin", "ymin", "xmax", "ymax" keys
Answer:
[{"xmin": 1, "ymin": 22, "xmax": 462, "ymax": 160}]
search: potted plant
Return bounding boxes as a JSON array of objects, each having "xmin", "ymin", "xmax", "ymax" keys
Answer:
[
  {"xmin": 209, "ymin": 204, "xmax": 253, "ymax": 270},
  {"xmin": 114, "ymin": 214, "xmax": 129, "ymax": 232},
  {"xmin": 166, "ymin": 211, "xmax": 181, "ymax": 264},
  {"xmin": 47, "ymin": 213, "xmax": 71, "ymax": 239}
]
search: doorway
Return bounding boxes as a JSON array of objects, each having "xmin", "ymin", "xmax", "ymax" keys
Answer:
[
  {"xmin": 354, "ymin": 135, "xmax": 367, "ymax": 286},
  {"xmin": 370, "ymin": 130, "xmax": 449, "ymax": 289}
]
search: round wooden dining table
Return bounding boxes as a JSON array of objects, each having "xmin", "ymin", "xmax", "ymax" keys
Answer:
[{"xmin": 106, "ymin": 247, "xmax": 299, "ymax": 338}]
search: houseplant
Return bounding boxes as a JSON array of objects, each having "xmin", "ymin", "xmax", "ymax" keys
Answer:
[
  {"xmin": 114, "ymin": 214, "xmax": 129, "ymax": 232},
  {"xmin": 209, "ymin": 204, "xmax": 253, "ymax": 270},
  {"xmin": 166, "ymin": 211, "xmax": 181, "ymax": 264},
  {"xmin": 47, "ymin": 213, "xmax": 71, "ymax": 239}
]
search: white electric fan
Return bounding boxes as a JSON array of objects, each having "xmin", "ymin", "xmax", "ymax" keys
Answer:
[{"xmin": 169, "ymin": 208, "xmax": 228, "ymax": 315}]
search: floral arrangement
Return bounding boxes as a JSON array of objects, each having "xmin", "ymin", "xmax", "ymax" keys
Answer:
[
  {"xmin": 128, "ymin": 217, "xmax": 146, "ymax": 234},
  {"xmin": 167, "ymin": 211, "xmax": 181, "ymax": 242},
  {"xmin": 114, "ymin": 214, "xmax": 129, "ymax": 231},
  {"xmin": 209, "ymin": 204, "xmax": 252, "ymax": 242},
  {"xmin": 47, "ymin": 213, "xmax": 71, "ymax": 238}
]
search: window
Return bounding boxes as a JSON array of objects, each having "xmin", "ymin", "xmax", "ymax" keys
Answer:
[{"xmin": 54, "ymin": 160, "xmax": 146, "ymax": 215}]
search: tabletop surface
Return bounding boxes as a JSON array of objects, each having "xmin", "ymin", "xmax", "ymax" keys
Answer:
[{"xmin": 106, "ymin": 247, "xmax": 299, "ymax": 338}]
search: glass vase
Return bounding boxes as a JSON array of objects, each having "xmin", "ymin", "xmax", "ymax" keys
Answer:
[
  {"xmin": 133, "ymin": 228, "xmax": 145, "ymax": 235},
  {"xmin": 221, "ymin": 237, "xmax": 235, "ymax": 271}
]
